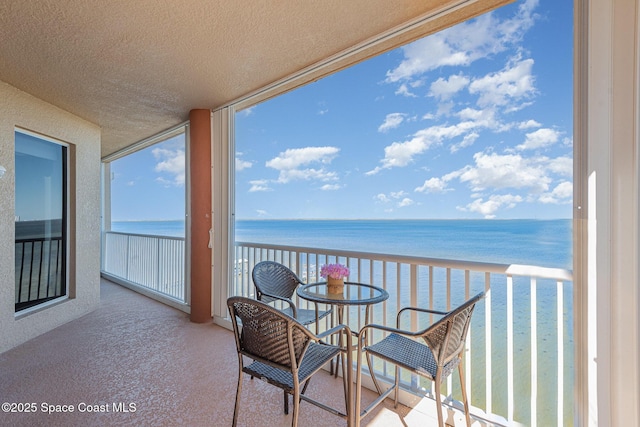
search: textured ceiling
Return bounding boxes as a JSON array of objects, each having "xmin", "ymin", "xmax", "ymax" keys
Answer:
[{"xmin": 0, "ymin": 0, "xmax": 511, "ymax": 158}]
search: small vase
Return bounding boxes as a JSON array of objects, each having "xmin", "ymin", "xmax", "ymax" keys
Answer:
[{"xmin": 327, "ymin": 277, "xmax": 345, "ymax": 294}]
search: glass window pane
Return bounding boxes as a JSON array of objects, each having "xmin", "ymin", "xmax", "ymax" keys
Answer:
[{"xmin": 15, "ymin": 130, "xmax": 67, "ymax": 312}]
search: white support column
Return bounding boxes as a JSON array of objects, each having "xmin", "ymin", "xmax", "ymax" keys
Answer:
[
  {"xmin": 581, "ymin": 0, "xmax": 640, "ymax": 425},
  {"xmin": 608, "ymin": 0, "xmax": 640, "ymax": 424}
]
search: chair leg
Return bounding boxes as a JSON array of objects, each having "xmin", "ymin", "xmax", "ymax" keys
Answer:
[
  {"xmin": 354, "ymin": 346, "xmax": 364, "ymax": 427},
  {"xmin": 301, "ymin": 379, "xmax": 310, "ymax": 395},
  {"xmin": 458, "ymin": 361, "xmax": 472, "ymax": 427},
  {"xmin": 340, "ymin": 344, "xmax": 348, "ymax": 401},
  {"xmin": 365, "ymin": 352, "xmax": 383, "ymax": 395},
  {"xmin": 434, "ymin": 377, "xmax": 444, "ymax": 427},
  {"xmin": 232, "ymin": 368, "xmax": 243, "ymax": 427},
  {"xmin": 393, "ymin": 365, "xmax": 400, "ymax": 408},
  {"xmin": 291, "ymin": 383, "xmax": 300, "ymax": 427},
  {"xmin": 342, "ymin": 357, "xmax": 351, "ymax": 426}
]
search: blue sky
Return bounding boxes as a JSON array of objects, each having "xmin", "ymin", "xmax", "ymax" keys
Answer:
[
  {"xmin": 15, "ymin": 131, "xmax": 65, "ymax": 221},
  {"xmin": 111, "ymin": 0, "xmax": 573, "ymax": 222},
  {"xmin": 111, "ymin": 133, "xmax": 186, "ymax": 221}
]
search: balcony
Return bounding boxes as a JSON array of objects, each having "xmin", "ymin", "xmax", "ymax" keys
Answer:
[
  {"xmin": 2, "ymin": 277, "xmax": 487, "ymax": 427},
  {"xmin": 99, "ymin": 231, "xmax": 573, "ymax": 426}
]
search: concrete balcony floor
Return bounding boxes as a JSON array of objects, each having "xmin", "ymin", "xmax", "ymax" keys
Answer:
[{"xmin": 0, "ymin": 278, "xmax": 487, "ymax": 427}]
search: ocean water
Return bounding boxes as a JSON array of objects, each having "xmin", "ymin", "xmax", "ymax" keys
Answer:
[
  {"xmin": 235, "ymin": 219, "xmax": 572, "ymax": 270},
  {"xmin": 111, "ymin": 219, "xmax": 186, "ymax": 238},
  {"xmin": 112, "ymin": 218, "xmax": 572, "ymax": 269}
]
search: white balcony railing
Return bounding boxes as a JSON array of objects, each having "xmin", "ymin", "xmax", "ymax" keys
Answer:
[
  {"xmin": 102, "ymin": 231, "xmax": 186, "ymax": 304},
  {"xmin": 101, "ymin": 232, "xmax": 573, "ymax": 426},
  {"xmin": 233, "ymin": 241, "xmax": 574, "ymax": 427}
]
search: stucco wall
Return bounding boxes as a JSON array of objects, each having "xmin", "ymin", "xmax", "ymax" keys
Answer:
[{"xmin": 0, "ymin": 81, "xmax": 101, "ymax": 354}]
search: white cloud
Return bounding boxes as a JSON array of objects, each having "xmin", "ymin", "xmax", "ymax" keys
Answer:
[
  {"xmin": 366, "ymin": 137, "xmax": 430, "ymax": 174},
  {"xmin": 518, "ymin": 119, "xmax": 541, "ymax": 129},
  {"xmin": 418, "ymin": 148, "xmax": 572, "ymax": 217},
  {"xmin": 267, "ymin": 146, "xmax": 338, "ymax": 169},
  {"xmin": 152, "ymin": 147, "xmax": 185, "ymax": 186},
  {"xmin": 374, "ymin": 193, "xmax": 391, "ymax": 203},
  {"xmin": 249, "ymin": 180, "xmax": 272, "ymax": 192},
  {"xmin": 398, "ymin": 198, "xmax": 415, "ymax": 207},
  {"xmin": 256, "ymin": 209, "xmax": 269, "ymax": 216},
  {"xmin": 386, "ymin": 0, "xmax": 538, "ymax": 83},
  {"xmin": 456, "ymin": 107, "xmax": 493, "ymax": 122},
  {"xmin": 266, "ymin": 146, "xmax": 340, "ymax": 183},
  {"xmin": 238, "ymin": 106, "xmax": 255, "ymax": 116},
  {"xmin": 415, "ymin": 177, "xmax": 451, "ymax": 193},
  {"xmin": 461, "ymin": 194, "xmax": 523, "ymax": 219},
  {"xmin": 546, "ymin": 156, "xmax": 573, "ymax": 176},
  {"xmin": 450, "ymin": 132, "xmax": 480, "ymax": 153},
  {"xmin": 321, "ymin": 184, "xmax": 341, "ymax": 191},
  {"xmin": 457, "ymin": 151, "xmax": 551, "ymax": 193},
  {"xmin": 154, "ymin": 177, "xmax": 172, "ymax": 186},
  {"xmin": 378, "ymin": 113, "xmax": 407, "ymax": 133},
  {"xmin": 539, "ymin": 181, "xmax": 573, "ymax": 204},
  {"xmin": 367, "ymin": 121, "xmax": 489, "ymax": 174},
  {"xmin": 469, "ymin": 57, "xmax": 536, "ymax": 108},
  {"xmin": 375, "ymin": 190, "xmax": 413, "ymax": 204},
  {"xmin": 390, "ymin": 190, "xmax": 408, "ymax": 199},
  {"xmin": 436, "ymin": 102, "xmax": 455, "ymax": 117},
  {"xmin": 428, "ymin": 73, "xmax": 470, "ymax": 101},
  {"xmin": 395, "ymin": 84, "xmax": 417, "ymax": 97},
  {"xmin": 552, "ymin": 181, "xmax": 573, "ymax": 198},
  {"xmin": 276, "ymin": 168, "xmax": 337, "ymax": 183},
  {"xmin": 516, "ymin": 128, "xmax": 561, "ymax": 150},
  {"xmin": 236, "ymin": 157, "xmax": 252, "ymax": 171},
  {"xmin": 317, "ymin": 101, "xmax": 329, "ymax": 115}
]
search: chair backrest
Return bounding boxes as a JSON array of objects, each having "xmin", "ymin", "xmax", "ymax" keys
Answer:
[
  {"xmin": 227, "ymin": 296, "xmax": 313, "ymax": 368},
  {"xmin": 422, "ymin": 292, "xmax": 484, "ymax": 368},
  {"xmin": 252, "ymin": 261, "xmax": 302, "ymax": 303}
]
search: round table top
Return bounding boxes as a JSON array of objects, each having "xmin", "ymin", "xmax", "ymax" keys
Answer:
[{"xmin": 297, "ymin": 281, "xmax": 389, "ymax": 306}]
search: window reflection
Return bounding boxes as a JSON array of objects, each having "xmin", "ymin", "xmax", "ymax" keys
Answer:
[{"xmin": 15, "ymin": 130, "xmax": 67, "ymax": 311}]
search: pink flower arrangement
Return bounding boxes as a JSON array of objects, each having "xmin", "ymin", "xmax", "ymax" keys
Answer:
[{"xmin": 320, "ymin": 263, "xmax": 349, "ymax": 280}]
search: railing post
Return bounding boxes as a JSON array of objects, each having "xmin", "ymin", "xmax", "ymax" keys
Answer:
[
  {"xmin": 507, "ymin": 274, "xmax": 514, "ymax": 422},
  {"xmin": 464, "ymin": 270, "xmax": 471, "ymax": 406},
  {"xmin": 446, "ymin": 267, "xmax": 452, "ymax": 394},
  {"xmin": 484, "ymin": 272, "xmax": 492, "ymax": 415},
  {"xmin": 156, "ymin": 237, "xmax": 160, "ymax": 289},
  {"xmin": 531, "ymin": 277, "xmax": 537, "ymax": 427},
  {"xmin": 557, "ymin": 280, "xmax": 564, "ymax": 426},
  {"xmin": 126, "ymin": 234, "xmax": 130, "ymax": 281}
]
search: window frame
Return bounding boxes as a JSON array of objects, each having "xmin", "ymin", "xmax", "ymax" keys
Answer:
[{"xmin": 14, "ymin": 128, "xmax": 70, "ymax": 315}]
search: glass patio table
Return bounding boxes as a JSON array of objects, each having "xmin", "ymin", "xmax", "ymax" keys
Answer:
[
  {"xmin": 297, "ymin": 281, "xmax": 389, "ymax": 397},
  {"xmin": 297, "ymin": 281, "xmax": 389, "ymax": 326}
]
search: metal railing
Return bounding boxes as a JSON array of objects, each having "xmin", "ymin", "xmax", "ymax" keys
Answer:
[
  {"xmin": 102, "ymin": 231, "xmax": 186, "ymax": 303},
  {"xmin": 15, "ymin": 237, "xmax": 65, "ymax": 311},
  {"xmin": 233, "ymin": 241, "xmax": 574, "ymax": 427}
]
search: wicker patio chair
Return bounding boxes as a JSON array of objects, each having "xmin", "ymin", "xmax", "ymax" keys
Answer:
[
  {"xmin": 354, "ymin": 292, "xmax": 485, "ymax": 427},
  {"xmin": 252, "ymin": 261, "xmax": 332, "ymax": 333},
  {"xmin": 227, "ymin": 296, "xmax": 353, "ymax": 427}
]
